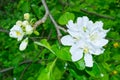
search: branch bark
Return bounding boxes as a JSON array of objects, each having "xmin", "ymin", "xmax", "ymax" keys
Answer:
[
  {"xmin": 80, "ymin": 9, "xmax": 115, "ymax": 20},
  {"xmin": 33, "ymin": 8, "xmax": 49, "ymax": 30},
  {"xmin": 0, "ymin": 60, "xmax": 32, "ymax": 73},
  {"xmin": 41, "ymin": 0, "xmax": 66, "ymax": 40}
]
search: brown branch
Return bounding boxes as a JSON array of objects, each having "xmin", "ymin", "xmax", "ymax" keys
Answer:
[
  {"xmin": 80, "ymin": 9, "xmax": 115, "ymax": 20},
  {"xmin": 0, "ymin": 67, "xmax": 14, "ymax": 73},
  {"xmin": 33, "ymin": 7, "xmax": 49, "ymax": 30},
  {"xmin": 19, "ymin": 63, "xmax": 31, "ymax": 80},
  {"xmin": 41, "ymin": 0, "xmax": 67, "ymax": 40},
  {"xmin": 0, "ymin": 27, "xmax": 9, "ymax": 34},
  {"xmin": 107, "ymin": 38, "xmax": 120, "ymax": 42},
  {"xmin": 0, "ymin": 60, "xmax": 32, "ymax": 73}
]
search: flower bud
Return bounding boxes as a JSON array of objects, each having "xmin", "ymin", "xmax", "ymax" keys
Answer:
[
  {"xmin": 19, "ymin": 37, "xmax": 28, "ymax": 51},
  {"xmin": 25, "ymin": 25, "xmax": 33, "ymax": 35},
  {"xmin": 16, "ymin": 20, "xmax": 22, "ymax": 26},
  {"xmin": 22, "ymin": 20, "xmax": 29, "ymax": 27},
  {"xmin": 24, "ymin": 13, "xmax": 30, "ymax": 20}
]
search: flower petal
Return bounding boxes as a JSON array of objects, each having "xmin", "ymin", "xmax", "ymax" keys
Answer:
[
  {"xmin": 67, "ymin": 29, "xmax": 80, "ymax": 38},
  {"xmin": 61, "ymin": 35, "xmax": 75, "ymax": 46},
  {"xmin": 82, "ymin": 16, "xmax": 89, "ymax": 27},
  {"xmin": 25, "ymin": 25, "xmax": 33, "ymax": 35},
  {"xmin": 84, "ymin": 54, "xmax": 93, "ymax": 67},
  {"xmin": 70, "ymin": 45, "xmax": 83, "ymax": 61},
  {"xmin": 94, "ymin": 39, "xmax": 108, "ymax": 47}
]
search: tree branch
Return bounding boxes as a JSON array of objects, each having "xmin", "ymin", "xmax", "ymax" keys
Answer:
[
  {"xmin": 0, "ymin": 60, "xmax": 32, "ymax": 73},
  {"xmin": 33, "ymin": 7, "xmax": 49, "ymax": 30},
  {"xmin": 0, "ymin": 27, "xmax": 9, "ymax": 34},
  {"xmin": 41, "ymin": 0, "xmax": 66, "ymax": 40},
  {"xmin": 80, "ymin": 9, "xmax": 115, "ymax": 20}
]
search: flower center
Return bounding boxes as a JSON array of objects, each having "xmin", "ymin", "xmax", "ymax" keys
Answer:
[
  {"xmin": 16, "ymin": 31, "xmax": 21, "ymax": 36},
  {"xmin": 83, "ymin": 26, "xmax": 87, "ymax": 32},
  {"xmin": 83, "ymin": 47, "xmax": 89, "ymax": 54}
]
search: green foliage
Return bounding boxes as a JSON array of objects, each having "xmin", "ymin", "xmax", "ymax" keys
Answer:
[
  {"xmin": 58, "ymin": 12, "xmax": 75, "ymax": 25},
  {"xmin": 0, "ymin": 0, "xmax": 120, "ymax": 80}
]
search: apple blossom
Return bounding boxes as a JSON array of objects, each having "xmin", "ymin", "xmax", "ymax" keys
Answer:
[
  {"xmin": 9, "ymin": 25, "xmax": 24, "ymax": 41},
  {"xmin": 61, "ymin": 16, "xmax": 109, "ymax": 67}
]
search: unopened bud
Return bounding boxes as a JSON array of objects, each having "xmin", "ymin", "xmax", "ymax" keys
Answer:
[
  {"xmin": 24, "ymin": 13, "xmax": 30, "ymax": 20},
  {"xmin": 19, "ymin": 37, "xmax": 28, "ymax": 51},
  {"xmin": 16, "ymin": 20, "xmax": 22, "ymax": 26}
]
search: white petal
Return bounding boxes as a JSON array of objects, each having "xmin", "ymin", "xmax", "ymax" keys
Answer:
[
  {"xmin": 67, "ymin": 20, "xmax": 79, "ymax": 31},
  {"xmin": 66, "ymin": 20, "xmax": 74, "ymax": 29},
  {"xmin": 82, "ymin": 16, "xmax": 89, "ymax": 26},
  {"xmin": 77, "ymin": 17, "xmax": 83, "ymax": 27},
  {"xmin": 61, "ymin": 35, "xmax": 75, "ymax": 46},
  {"xmin": 90, "ymin": 46, "xmax": 105, "ymax": 55},
  {"xmin": 17, "ymin": 35, "xmax": 24, "ymax": 41},
  {"xmin": 19, "ymin": 37, "xmax": 28, "ymax": 51},
  {"xmin": 67, "ymin": 29, "xmax": 80, "ymax": 38},
  {"xmin": 94, "ymin": 21, "xmax": 103, "ymax": 29},
  {"xmin": 94, "ymin": 39, "xmax": 108, "ymax": 47},
  {"xmin": 84, "ymin": 54, "xmax": 93, "ymax": 67},
  {"xmin": 70, "ymin": 46, "xmax": 83, "ymax": 61},
  {"xmin": 25, "ymin": 25, "xmax": 33, "ymax": 35}
]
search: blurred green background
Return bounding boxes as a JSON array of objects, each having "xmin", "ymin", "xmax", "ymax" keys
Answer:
[{"xmin": 0, "ymin": 0, "xmax": 120, "ymax": 80}]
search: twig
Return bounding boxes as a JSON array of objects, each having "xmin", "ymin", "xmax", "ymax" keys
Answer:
[
  {"xmin": 80, "ymin": 9, "xmax": 115, "ymax": 20},
  {"xmin": 0, "ymin": 27, "xmax": 9, "ymax": 34},
  {"xmin": 107, "ymin": 38, "xmax": 120, "ymax": 42},
  {"xmin": 47, "ymin": 29, "xmax": 52, "ymax": 40},
  {"xmin": 33, "ymin": 7, "xmax": 49, "ymax": 30},
  {"xmin": 41, "ymin": 0, "xmax": 66, "ymax": 40},
  {"xmin": 0, "ymin": 67, "xmax": 14, "ymax": 73},
  {"xmin": 0, "ymin": 60, "xmax": 32, "ymax": 73},
  {"xmin": 19, "ymin": 64, "xmax": 31, "ymax": 80}
]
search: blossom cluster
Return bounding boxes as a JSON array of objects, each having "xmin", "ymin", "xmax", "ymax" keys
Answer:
[
  {"xmin": 9, "ymin": 13, "xmax": 33, "ymax": 51},
  {"xmin": 61, "ymin": 16, "xmax": 109, "ymax": 67}
]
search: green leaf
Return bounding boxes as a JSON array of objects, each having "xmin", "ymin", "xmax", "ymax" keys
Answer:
[
  {"xmin": 58, "ymin": 12, "xmax": 75, "ymax": 25},
  {"xmin": 17, "ymin": 0, "xmax": 30, "ymax": 12},
  {"xmin": 37, "ymin": 59, "xmax": 65, "ymax": 80},
  {"xmin": 75, "ymin": 59, "xmax": 85, "ymax": 70},
  {"xmin": 85, "ymin": 63, "xmax": 101, "ymax": 77},
  {"xmin": 52, "ymin": 45, "xmax": 71, "ymax": 61},
  {"xmin": 69, "ymin": 69, "xmax": 87, "ymax": 80},
  {"xmin": 116, "ymin": 65, "xmax": 120, "ymax": 72},
  {"xmin": 34, "ymin": 39, "xmax": 55, "ymax": 54}
]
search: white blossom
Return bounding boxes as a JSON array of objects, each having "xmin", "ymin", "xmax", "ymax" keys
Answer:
[
  {"xmin": 25, "ymin": 25, "xmax": 33, "ymax": 35},
  {"xmin": 9, "ymin": 25, "xmax": 24, "ymax": 41},
  {"xmin": 19, "ymin": 37, "xmax": 28, "ymax": 51},
  {"xmin": 61, "ymin": 16, "xmax": 109, "ymax": 67}
]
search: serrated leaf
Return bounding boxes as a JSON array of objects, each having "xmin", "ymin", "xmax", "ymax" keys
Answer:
[{"xmin": 58, "ymin": 12, "xmax": 75, "ymax": 25}]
